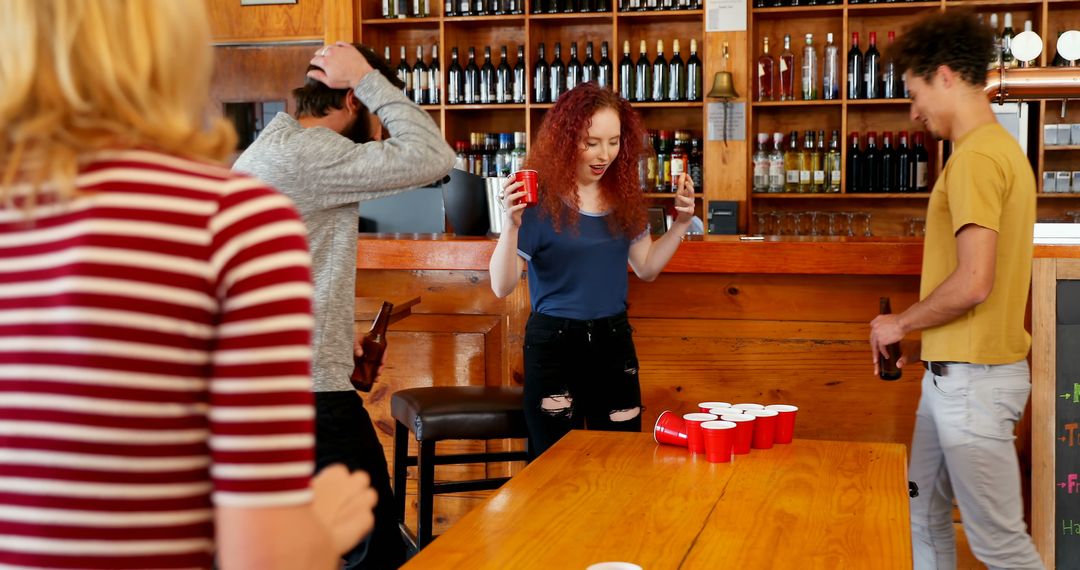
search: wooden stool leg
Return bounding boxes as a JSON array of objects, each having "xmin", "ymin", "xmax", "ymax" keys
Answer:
[
  {"xmin": 392, "ymin": 421, "xmax": 409, "ymax": 526},
  {"xmin": 416, "ymin": 439, "xmax": 436, "ymax": 547}
]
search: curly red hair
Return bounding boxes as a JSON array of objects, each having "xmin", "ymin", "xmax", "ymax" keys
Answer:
[{"xmin": 524, "ymin": 83, "xmax": 647, "ymax": 239}]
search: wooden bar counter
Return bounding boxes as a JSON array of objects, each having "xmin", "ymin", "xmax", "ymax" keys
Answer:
[{"xmin": 355, "ymin": 234, "xmax": 1069, "ymax": 535}]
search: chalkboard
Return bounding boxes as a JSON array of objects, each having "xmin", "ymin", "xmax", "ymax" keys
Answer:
[{"xmin": 1056, "ymin": 280, "xmax": 1080, "ymax": 567}]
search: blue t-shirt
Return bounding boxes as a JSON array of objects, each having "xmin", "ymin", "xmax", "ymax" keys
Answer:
[{"xmin": 516, "ymin": 205, "xmax": 645, "ymax": 320}]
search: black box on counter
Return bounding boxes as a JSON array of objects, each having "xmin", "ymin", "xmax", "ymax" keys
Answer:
[{"xmin": 707, "ymin": 201, "xmax": 739, "ymax": 235}]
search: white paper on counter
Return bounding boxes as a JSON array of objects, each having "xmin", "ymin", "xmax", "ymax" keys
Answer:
[{"xmin": 706, "ymin": 0, "xmax": 747, "ymax": 32}]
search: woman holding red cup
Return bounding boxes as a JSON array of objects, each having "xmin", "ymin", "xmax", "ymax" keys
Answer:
[{"xmin": 489, "ymin": 83, "xmax": 696, "ymax": 457}]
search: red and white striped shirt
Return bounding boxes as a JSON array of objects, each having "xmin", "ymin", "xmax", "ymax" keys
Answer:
[{"xmin": 0, "ymin": 150, "xmax": 316, "ymax": 569}]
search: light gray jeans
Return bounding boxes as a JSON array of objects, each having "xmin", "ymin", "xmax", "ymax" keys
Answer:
[{"xmin": 909, "ymin": 360, "xmax": 1044, "ymax": 570}]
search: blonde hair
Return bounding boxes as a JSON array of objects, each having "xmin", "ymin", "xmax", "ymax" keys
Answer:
[{"xmin": 0, "ymin": 0, "xmax": 236, "ymax": 206}]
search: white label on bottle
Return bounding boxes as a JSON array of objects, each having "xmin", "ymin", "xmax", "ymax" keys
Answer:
[
  {"xmin": 779, "ymin": 59, "xmax": 788, "ymax": 73},
  {"xmin": 916, "ymin": 162, "xmax": 929, "ymax": 188},
  {"xmin": 786, "ymin": 170, "xmax": 800, "ymax": 184},
  {"xmin": 758, "ymin": 63, "xmax": 765, "ymax": 78},
  {"xmin": 813, "ymin": 170, "xmax": 825, "ymax": 184},
  {"xmin": 799, "ymin": 170, "xmax": 811, "ymax": 184},
  {"xmin": 831, "ymin": 170, "xmax": 841, "ymax": 182},
  {"xmin": 769, "ymin": 163, "xmax": 784, "ymax": 186},
  {"xmin": 672, "ymin": 158, "xmax": 685, "ymax": 177},
  {"xmin": 754, "ymin": 163, "xmax": 768, "ymax": 178}
]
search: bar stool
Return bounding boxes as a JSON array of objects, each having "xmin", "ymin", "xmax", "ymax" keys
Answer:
[{"xmin": 391, "ymin": 386, "xmax": 529, "ymax": 551}]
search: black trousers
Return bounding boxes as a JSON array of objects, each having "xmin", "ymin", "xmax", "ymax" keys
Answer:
[
  {"xmin": 315, "ymin": 390, "xmax": 406, "ymax": 570},
  {"xmin": 522, "ymin": 311, "xmax": 643, "ymax": 457}
]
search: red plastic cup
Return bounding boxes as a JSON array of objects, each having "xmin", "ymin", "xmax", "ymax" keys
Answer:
[
  {"xmin": 513, "ymin": 169, "xmax": 539, "ymax": 207},
  {"xmin": 701, "ymin": 420, "xmax": 737, "ymax": 463},
  {"xmin": 745, "ymin": 409, "xmax": 779, "ymax": 449},
  {"xmin": 653, "ymin": 410, "xmax": 688, "ymax": 447},
  {"xmin": 733, "ymin": 403, "xmax": 765, "ymax": 412},
  {"xmin": 766, "ymin": 404, "xmax": 799, "ymax": 444},
  {"xmin": 683, "ymin": 413, "xmax": 718, "ymax": 454},
  {"xmin": 720, "ymin": 413, "xmax": 756, "ymax": 455},
  {"xmin": 698, "ymin": 401, "xmax": 731, "ymax": 413}
]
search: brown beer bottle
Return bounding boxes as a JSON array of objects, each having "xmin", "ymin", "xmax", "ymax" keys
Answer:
[
  {"xmin": 878, "ymin": 297, "xmax": 902, "ymax": 381},
  {"xmin": 351, "ymin": 301, "xmax": 393, "ymax": 392}
]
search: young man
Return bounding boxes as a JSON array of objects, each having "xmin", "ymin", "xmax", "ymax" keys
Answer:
[
  {"xmin": 233, "ymin": 43, "xmax": 456, "ymax": 569},
  {"xmin": 870, "ymin": 11, "xmax": 1041, "ymax": 570}
]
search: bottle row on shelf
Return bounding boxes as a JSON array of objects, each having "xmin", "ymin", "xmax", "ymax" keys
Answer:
[
  {"xmin": 984, "ymin": 13, "xmax": 1031, "ymax": 70},
  {"xmin": 453, "ymin": 132, "xmax": 529, "ymax": 177},
  {"xmin": 752, "ymin": 130, "xmax": 841, "ymax": 194},
  {"xmin": 638, "ymin": 130, "xmax": 704, "ymax": 194},
  {"xmin": 616, "ymin": 0, "xmax": 701, "ymax": 11},
  {"xmin": 381, "ymin": 0, "xmax": 703, "ymax": 18},
  {"xmin": 847, "ymin": 130, "xmax": 929, "ymax": 193}
]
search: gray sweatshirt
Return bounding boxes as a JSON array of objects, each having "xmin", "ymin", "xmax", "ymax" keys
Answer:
[{"xmin": 233, "ymin": 72, "xmax": 455, "ymax": 392}]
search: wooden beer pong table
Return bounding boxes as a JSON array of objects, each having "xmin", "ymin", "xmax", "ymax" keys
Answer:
[{"xmin": 401, "ymin": 431, "xmax": 911, "ymax": 569}]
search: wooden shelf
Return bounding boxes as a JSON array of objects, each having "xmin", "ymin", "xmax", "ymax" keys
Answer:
[
  {"xmin": 752, "ymin": 192, "xmax": 932, "ymax": 199},
  {"xmin": 1037, "ymin": 193, "xmax": 1080, "ymax": 198},
  {"xmin": 361, "ymin": 16, "xmax": 441, "ymax": 24},
  {"xmin": 616, "ymin": 8, "xmax": 703, "ymax": 16},
  {"xmin": 643, "ymin": 192, "xmax": 704, "ymax": 198},
  {"xmin": 1045, "ymin": 145, "xmax": 1080, "ymax": 151},
  {"xmin": 631, "ymin": 101, "xmax": 705, "ymax": 108},
  {"xmin": 752, "ymin": 5, "xmax": 843, "ymax": 16},
  {"xmin": 446, "ymin": 104, "xmax": 528, "ymax": 110},
  {"xmin": 942, "ymin": 0, "xmax": 1043, "ymax": 7},
  {"xmin": 528, "ymin": 11, "xmax": 614, "ymax": 19},
  {"xmin": 443, "ymin": 14, "xmax": 527, "ymax": 22},
  {"xmin": 752, "ymin": 100, "xmax": 842, "ymax": 107},
  {"xmin": 846, "ymin": 1, "xmax": 941, "ymax": 10},
  {"xmin": 846, "ymin": 98, "xmax": 913, "ymax": 105}
]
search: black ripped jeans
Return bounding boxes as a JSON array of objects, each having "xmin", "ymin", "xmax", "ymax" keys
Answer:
[{"xmin": 522, "ymin": 311, "xmax": 643, "ymax": 457}]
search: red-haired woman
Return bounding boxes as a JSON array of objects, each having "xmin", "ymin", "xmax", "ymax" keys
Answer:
[{"xmin": 489, "ymin": 82, "xmax": 695, "ymax": 457}]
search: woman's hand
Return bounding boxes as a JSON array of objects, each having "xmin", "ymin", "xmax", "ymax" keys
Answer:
[
  {"xmin": 673, "ymin": 174, "xmax": 695, "ymax": 225},
  {"xmin": 500, "ymin": 177, "xmax": 529, "ymax": 230}
]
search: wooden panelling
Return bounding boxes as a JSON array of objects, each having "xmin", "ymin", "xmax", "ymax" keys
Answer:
[
  {"xmin": 206, "ymin": 0, "xmax": 324, "ymax": 43},
  {"xmin": 209, "ymin": 45, "xmax": 317, "ymax": 117}
]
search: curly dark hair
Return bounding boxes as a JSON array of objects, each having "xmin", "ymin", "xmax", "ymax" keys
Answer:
[
  {"xmin": 887, "ymin": 10, "xmax": 994, "ymax": 87},
  {"xmin": 293, "ymin": 43, "xmax": 405, "ymax": 119},
  {"xmin": 524, "ymin": 82, "xmax": 647, "ymax": 239}
]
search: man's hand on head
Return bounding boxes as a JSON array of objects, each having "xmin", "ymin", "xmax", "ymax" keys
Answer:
[{"xmin": 309, "ymin": 42, "xmax": 375, "ymax": 90}]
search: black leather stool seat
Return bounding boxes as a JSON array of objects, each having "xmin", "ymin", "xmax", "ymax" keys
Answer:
[
  {"xmin": 390, "ymin": 385, "xmax": 530, "ymax": 552},
  {"xmin": 391, "ymin": 386, "xmax": 528, "ymax": 441}
]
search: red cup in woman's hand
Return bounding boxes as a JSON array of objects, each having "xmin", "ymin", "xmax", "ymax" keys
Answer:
[{"xmin": 513, "ymin": 170, "xmax": 539, "ymax": 207}]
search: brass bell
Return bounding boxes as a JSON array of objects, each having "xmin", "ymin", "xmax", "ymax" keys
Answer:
[{"xmin": 707, "ymin": 71, "xmax": 740, "ymax": 100}]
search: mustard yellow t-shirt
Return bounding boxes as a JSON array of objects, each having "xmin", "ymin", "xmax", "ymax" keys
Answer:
[{"xmin": 920, "ymin": 122, "xmax": 1035, "ymax": 365}]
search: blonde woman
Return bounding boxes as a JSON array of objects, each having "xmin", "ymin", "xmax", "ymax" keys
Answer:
[{"xmin": 0, "ymin": 1, "xmax": 376, "ymax": 568}]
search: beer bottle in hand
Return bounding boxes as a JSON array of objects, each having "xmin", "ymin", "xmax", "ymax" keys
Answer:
[
  {"xmin": 351, "ymin": 301, "xmax": 393, "ymax": 392},
  {"xmin": 878, "ymin": 297, "xmax": 902, "ymax": 381}
]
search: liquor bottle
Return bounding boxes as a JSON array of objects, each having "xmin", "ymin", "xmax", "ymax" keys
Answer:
[
  {"xmin": 880, "ymin": 131, "xmax": 896, "ymax": 193},
  {"xmin": 689, "ymin": 137, "xmax": 703, "ymax": 191},
  {"xmin": 897, "ymin": 131, "xmax": 912, "ymax": 193},
  {"xmin": 453, "ymin": 140, "xmax": 468, "ymax": 170},
  {"xmin": 480, "ymin": 47, "xmax": 497, "ymax": 104},
  {"xmin": 779, "ymin": 34, "xmax": 795, "ymax": 101},
  {"xmin": 598, "ymin": 42, "xmax": 613, "ymax": 90},
  {"xmin": 670, "ymin": 132, "xmax": 688, "ymax": 192},
  {"xmin": 561, "ymin": 0, "xmax": 573, "ymax": 14},
  {"xmin": 686, "ymin": 39, "xmax": 703, "ymax": 101},
  {"xmin": 507, "ymin": 0, "xmax": 520, "ymax": 15},
  {"xmin": 583, "ymin": 42, "xmax": 599, "ymax": 85},
  {"xmin": 480, "ymin": 133, "xmax": 494, "ymax": 176},
  {"xmin": 882, "ymin": 31, "xmax": 900, "ymax": 99},
  {"xmin": 474, "ymin": 0, "xmax": 487, "ymax": 16},
  {"xmin": 864, "ymin": 131, "xmax": 880, "ymax": 192},
  {"xmin": 799, "ymin": 130, "xmax": 813, "ymax": 193},
  {"xmin": 801, "ymin": 33, "xmax": 817, "ymax": 100},
  {"xmin": 877, "ymin": 297, "xmax": 903, "ymax": 381},
  {"xmin": 459, "ymin": 0, "xmax": 472, "ymax": 16},
  {"xmin": 825, "ymin": 130, "xmax": 841, "ymax": 193},
  {"xmin": 496, "ymin": 133, "xmax": 514, "ymax": 176},
  {"xmin": 847, "ymin": 132, "xmax": 864, "ymax": 193},
  {"xmin": 651, "ymin": 39, "xmax": 669, "ymax": 102},
  {"xmin": 639, "ymin": 132, "xmax": 657, "ymax": 192},
  {"xmin": 812, "ymin": 130, "xmax": 826, "ymax": 193},
  {"xmin": 989, "ymin": 13, "xmax": 1001, "ymax": 69},
  {"xmin": 1002, "ymin": 13, "xmax": 1015, "ymax": 68},
  {"xmin": 550, "ymin": 42, "xmax": 566, "ymax": 101},
  {"xmin": 567, "ymin": 42, "xmax": 582, "ymax": 92},
  {"xmin": 757, "ymin": 36, "xmax": 775, "ymax": 101},
  {"xmin": 581, "ymin": 0, "xmax": 595, "ymax": 13},
  {"xmin": 619, "ymin": 41, "xmax": 634, "ymax": 100},
  {"xmin": 351, "ymin": 301, "xmax": 393, "ymax": 392},
  {"xmin": 428, "ymin": 45, "xmax": 441, "ymax": 104},
  {"xmin": 413, "ymin": 0, "xmax": 429, "ymax": 18},
  {"xmin": 752, "ymin": 133, "xmax": 769, "ymax": 193},
  {"xmin": 656, "ymin": 131, "xmax": 672, "ymax": 192},
  {"xmin": 464, "ymin": 47, "xmax": 480, "ymax": 104},
  {"xmin": 397, "ymin": 46, "xmax": 413, "ymax": 100},
  {"xmin": 397, "ymin": 0, "xmax": 410, "ymax": 18},
  {"xmin": 448, "ymin": 47, "xmax": 464, "ymax": 104},
  {"xmin": 496, "ymin": 46, "xmax": 513, "ymax": 103},
  {"xmin": 384, "ymin": 45, "xmax": 392, "ymax": 66},
  {"xmin": 383, "ymin": 0, "xmax": 397, "ymax": 19},
  {"xmin": 668, "ymin": 39, "xmax": 686, "ymax": 101},
  {"xmin": 768, "ymin": 132, "xmax": 785, "ymax": 193},
  {"xmin": 913, "ymin": 132, "xmax": 929, "ymax": 192},
  {"xmin": 511, "ymin": 132, "xmax": 528, "ymax": 172},
  {"xmin": 848, "ymin": 32, "xmax": 863, "ymax": 100},
  {"xmin": 534, "ymin": 43, "xmax": 550, "ymax": 103},
  {"xmin": 531, "ymin": 0, "xmax": 545, "ymax": 12},
  {"xmin": 412, "ymin": 46, "xmax": 429, "ymax": 105},
  {"xmin": 596, "ymin": 0, "xmax": 609, "ymax": 13},
  {"xmin": 635, "ymin": 40, "xmax": 652, "ymax": 102},
  {"xmin": 513, "ymin": 46, "xmax": 526, "ymax": 103},
  {"xmin": 865, "ymin": 32, "xmax": 881, "ymax": 99},
  {"xmin": 784, "ymin": 130, "xmax": 801, "ymax": 193},
  {"xmin": 822, "ymin": 33, "xmax": 838, "ymax": 101}
]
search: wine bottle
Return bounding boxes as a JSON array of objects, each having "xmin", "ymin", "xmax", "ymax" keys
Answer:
[
  {"xmin": 480, "ymin": 46, "xmax": 496, "ymax": 104},
  {"xmin": 583, "ymin": 42, "xmax": 599, "ymax": 85},
  {"xmin": 877, "ymin": 297, "xmax": 903, "ymax": 381},
  {"xmin": 567, "ymin": 42, "xmax": 582, "ymax": 92},
  {"xmin": 825, "ymin": 130, "xmax": 841, "ymax": 193},
  {"xmin": 464, "ymin": 47, "xmax": 480, "ymax": 104},
  {"xmin": 779, "ymin": 34, "xmax": 795, "ymax": 101},
  {"xmin": 865, "ymin": 32, "xmax": 881, "ymax": 99},
  {"xmin": 619, "ymin": 41, "xmax": 634, "ymax": 100},
  {"xmin": 428, "ymin": 44, "xmax": 441, "ymax": 104},
  {"xmin": 880, "ymin": 131, "xmax": 896, "ymax": 193},
  {"xmin": 668, "ymin": 39, "xmax": 686, "ymax": 101},
  {"xmin": 597, "ymin": 41, "xmax": 613, "ymax": 90},
  {"xmin": 351, "ymin": 301, "xmax": 394, "ymax": 392},
  {"xmin": 882, "ymin": 31, "xmax": 899, "ymax": 99},
  {"xmin": 689, "ymin": 137, "xmax": 703, "ymax": 191},
  {"xmin": 812, "ymin": 130, "xmax": 826, "ymax": 193},
  {"xmin": 1002, "ymin": 13, "xmax": 1015, "ymax": 68},
  {"xmin": 448, "ymin": 47, "xmax": 464, "ymax": 104},
  {"xmin": 412, "ymin": 46, "xmax": 429, "ymax": 105},
  {"xmin": 496, "ymin": 45, "xmax": 513, "ymax": 103},
  {"xmin": 513, "ymin": 46, "xmax": 526, "ymax": 103},
  {"xmin": 397, "ymin": 46, "xmax": 413, "ymax": 100},
  {"xmin": 651, "ymin": 39, "xmax": 669, "ymax": 102},
  {"xmin": 550, "ymin": 42, "xmax": 567, "ymax": 100},
  {"xmin": 897, "ymin": 131, "xmax": 912, "ymax": 193},
  {"xmin": 913, "ymin": 132, "xmax": 929, "ymax": 192},
  {"xmin": 635, "ymin": 40, "xmax": 651, "ymax": 102},
  {"xmin": 534, "ymin": 43, "xmax": 550, "ymax": 103},
  {"xmin": 847, "ymin": 132, "xmax": 864, "ymax": 193},
  {"xmin": 799, "ymin": 130, "xmax": 813, "ymax": 193},
  {"xmin": 686, "ymin": 39, "xmax": 703, "ymax": 101},
  {"xmin": 847, "ymin": 32, "xmax": 863, "ymax": 100},
  {"xmin": 768, "ymin": 132, "xmax": 785, "ymax": 193},
  {"xmin": 757, "ymin": 36, "xmax": 775, "ymax": 101},
  {"xmin": 784, "ymin": 131, "xmax": 801, "ymax": 193},
  {"xmin": 864, "ymin": 131, "xmax": 880, "ymax": 192}
]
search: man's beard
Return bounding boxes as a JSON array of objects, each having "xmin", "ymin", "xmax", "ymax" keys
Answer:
[{"xmin": 345, "ymin": 110, "xmax": 373, "ymax": 144}]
